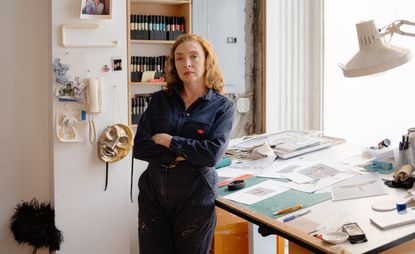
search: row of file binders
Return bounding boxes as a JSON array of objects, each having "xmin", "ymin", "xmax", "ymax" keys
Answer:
[
  {"xmin": 130, "ymin": 14, "xmax": 185, "ymax": 40},
  {"xmin": 131, "ymin": 56, "xmax": 167, "ymax": 82},
  {"xmin": 131, "ymin": 95, "xmax": 151, "ymax": 124}
]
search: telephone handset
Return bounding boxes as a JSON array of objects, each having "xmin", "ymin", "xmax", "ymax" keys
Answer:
[
  {"xmin": 86, "ymin": 77, "xmax": 102, "ymax": 144},
  {"xmin": 87, "ymin": 77, "xmax": 102, "ymax": 113}
]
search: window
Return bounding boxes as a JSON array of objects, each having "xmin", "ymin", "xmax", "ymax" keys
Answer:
[{"xmin": 324, "ymin": 0, "xmax": 415, "ymax": 145}]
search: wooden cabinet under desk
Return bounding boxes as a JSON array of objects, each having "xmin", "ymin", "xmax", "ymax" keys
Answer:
[
  {"xmin": 212, "ymin": 207, "xmax": 249, "ymax": 254},
  {"xmin": 127, "ymin": 0, "xmax": 192, "ymax": 126}
]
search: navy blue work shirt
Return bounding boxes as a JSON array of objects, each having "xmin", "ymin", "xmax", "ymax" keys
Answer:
[{"xmin": 133, "ymin": 83, "xmax": 235, "ymax": 168}]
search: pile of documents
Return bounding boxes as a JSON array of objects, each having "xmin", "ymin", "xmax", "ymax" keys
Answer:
[
  {"xmin": 220, "ymin": 130, "xmax": 387, "ymax": 206},
  {"xmin": 226, "ymin": 130, "xmax": 344, "ymax": 160}
]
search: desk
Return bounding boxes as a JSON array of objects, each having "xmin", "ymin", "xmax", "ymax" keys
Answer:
[{"xmin": 216, "ymin": 142, "xmax": 415, "ymax": 254}]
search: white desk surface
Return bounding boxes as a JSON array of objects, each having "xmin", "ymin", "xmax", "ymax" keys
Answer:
[{"xmin": 275, "ymin": 142, "xmax": 413, "ymax": 253}]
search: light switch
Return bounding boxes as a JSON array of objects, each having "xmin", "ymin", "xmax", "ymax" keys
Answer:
[
  {"xmin": 227, "ymin": 37, "xmax": 237, "ymax": 43},
  {"xmin": 236, "ymin": 97, "xmax": 250, "ymax": 113}
]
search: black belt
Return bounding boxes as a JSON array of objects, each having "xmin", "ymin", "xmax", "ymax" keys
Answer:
[
  {"xmin": 158, "ymin": 161, "xmax": 199, "ymax": 170},
  {"xmin": 159, "ymin": 161, "xmax": 179, "ymax": 169}
]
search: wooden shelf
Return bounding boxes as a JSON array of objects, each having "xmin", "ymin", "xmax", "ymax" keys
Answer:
[
  {"xmin": 131, "ymin": 40, "xmax": 175, "ymax": 45},
  {"xmin": 130, "ymin": 81, "xmax": 166, "ymax": 86},
  {"xmin": 127, "ymin": 0, "xmax": 191, "ymax": 125},
  {"xmin": 131, "ymin": 0, "xmax": 191, "ymax": 5}
]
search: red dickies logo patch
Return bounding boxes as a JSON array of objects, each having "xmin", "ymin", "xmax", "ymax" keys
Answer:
[{"xmin": 196, "ymin": 129, "xmax": 204, "ymax": 135}]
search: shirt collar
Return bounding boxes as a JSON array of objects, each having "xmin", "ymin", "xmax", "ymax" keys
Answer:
[
  {"xmin": 171, "ymin": 83, "xmax": 214, "ymax": 101},
  {"xmin": 201, "ymin": 88, "xmax": 214, "ymax": 101},
  {"xmin": 171, "ymin": 82, "xmax": 183, "ymax": 94}
]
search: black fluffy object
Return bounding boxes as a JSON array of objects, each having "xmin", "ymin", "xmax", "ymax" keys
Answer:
[{"xmin": 10, "ymin": 198, "xmax": 63, "ymax": 253}]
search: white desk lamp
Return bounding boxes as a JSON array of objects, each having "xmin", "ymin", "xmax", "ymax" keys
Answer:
[{"xmin": 340, "ymin": 20, "xmax": 415, "ymax": 77}]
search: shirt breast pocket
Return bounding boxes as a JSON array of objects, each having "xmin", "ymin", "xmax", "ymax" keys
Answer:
[
  {"xmin": 183, "ymin": 121, "xmax": 211, "ymax": 140},
  {"xmin": 154, "ymin": 117, "xmax": 173, "ymax": 134}
]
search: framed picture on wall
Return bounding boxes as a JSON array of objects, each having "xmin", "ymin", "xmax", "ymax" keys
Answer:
[{"xmin": 80, "ymin": 0, "xmax": 112, "ymax": 20}]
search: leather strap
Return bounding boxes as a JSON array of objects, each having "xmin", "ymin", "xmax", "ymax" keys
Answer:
[
  {"xmin": 130, "ymin": 156, "xmax": 134, "ymax": 203},
  {"xmin": 104, "ymin": 162, "xmax": 109, "ymax": 191}
]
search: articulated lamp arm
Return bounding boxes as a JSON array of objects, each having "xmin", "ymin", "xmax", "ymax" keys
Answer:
[{"xmin": 380, "ymin": 20, "xmax": 415, "ymax": 38}]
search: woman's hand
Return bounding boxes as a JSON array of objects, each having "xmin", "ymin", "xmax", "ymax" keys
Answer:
[
  {"xmin": 175, "ymin": 156, "xmax": 186, "ymax": 161},
  {"xmin": 151, "ymin": 133, "xmax": 172, "ymax": 148}
]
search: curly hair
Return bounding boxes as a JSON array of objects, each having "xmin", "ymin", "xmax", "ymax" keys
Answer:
[{"xmin": 165, "ymin": 34, "xmax": 224, "ymax": 94}]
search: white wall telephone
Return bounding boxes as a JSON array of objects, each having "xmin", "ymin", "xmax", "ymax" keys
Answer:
[
  {"xmin": 86, "ymin": 77, "xmax": 102, "ymax": 144},
  {"xmin": 87, "ymin": 77, "xmax": 102, "ymax": 113}
]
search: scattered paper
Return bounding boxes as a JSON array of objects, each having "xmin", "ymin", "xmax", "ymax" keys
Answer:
[
  {"xmin": 276, "ymin": 172, "xmax": 355, "ymax": 193},
  {"xmin": 267, "ymin": 160, "xmax": 355, "ymax": 193},
  {"xmin": 331, "ymin": 173, "xmax": 387, "ymax": 201},
  {"xmin": 227, "ymin": 156, "xmax": 276, "ymax": 173},
  {"xmin": 251, "ymin": 142, "xmax": 276, "ymax": 160},
  {"xmin": 283, "ymin": 161, "xmax": 348, "ymax": 184},
  {"xmin": 223, "ymin": 180, "xmax": 288, "ymax": 205},
  {"xmin": 258, "ymin": 161, "xmax": 307, "ymax": 179}
]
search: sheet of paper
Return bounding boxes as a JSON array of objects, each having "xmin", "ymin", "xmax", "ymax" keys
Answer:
[
  {"xmin": 258, "ymin": 161, "xmax": 308, "ymax": 179},
  {"xmin": 230, "ymin": 133, "xmax": 271, "ymax": 149},
  {"xmin": 275, "ymin": 172, "xmax": 355, "ymax": 193},
  {"xmin": 331, "ymin": 173, "xmax": 387, "ymax": 201},
  {"xmin": 217, "ymin": 167, "xmax": 254, "ymax": 178},
  {"xmin": 223, "ymin": 180, "xmax": 288, "ymax": 205},
  {"xmin": 227, "ymin": 156, "xmax": 276, "ymax": 173},
  {"xmin": 283, "ymin": 160, "xmax": 349, "ymax": 184},
  {"xmin": 251, "ymin": 142, "xmax": 276, "ymax": 160}
]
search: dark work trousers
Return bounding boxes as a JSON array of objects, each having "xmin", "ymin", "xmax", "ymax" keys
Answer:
[{"xmin": 138, "ymin": 163, "xmax": 218, "ymax": 254}]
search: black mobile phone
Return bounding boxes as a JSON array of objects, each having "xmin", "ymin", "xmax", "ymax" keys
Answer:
[{"xmin": 342, "ymin": 223, "xmax": 367, "ymax": 244}]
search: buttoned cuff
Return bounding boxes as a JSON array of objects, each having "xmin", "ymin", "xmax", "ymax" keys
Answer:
[
  {"xmin": 169, "ymin": 136, "xmax": 187, "ymax": 158},
  {"xmin": 161, "ymin": 151, "xmax": 179, "ymax": 164}
]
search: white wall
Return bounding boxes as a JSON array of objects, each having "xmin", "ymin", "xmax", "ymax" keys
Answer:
[
  {"xmin": 0, "ymin": 1, "xmax": 52, "ymax": 253},
  {"xmin": 51, "ymin": 0, "xmax": 131, "ymax": 254}
]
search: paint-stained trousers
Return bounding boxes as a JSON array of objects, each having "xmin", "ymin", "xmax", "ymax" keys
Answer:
[{"xmin": 138, "ymin": 164, "xmax": 217, "ymax": 254}]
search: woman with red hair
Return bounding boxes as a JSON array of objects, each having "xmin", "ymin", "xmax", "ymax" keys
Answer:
[{"xmin": 133, "ymin": 34, "xmax": 235, "ymax": 254}]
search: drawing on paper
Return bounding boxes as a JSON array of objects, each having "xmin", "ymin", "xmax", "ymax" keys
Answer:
[
  {"xmin": 298, "ymin": 163, "xmax": 339, "ymax": 180},
  {"xmin": 246, "ymin": 187, "xmax": 274, "ymax": 196}
]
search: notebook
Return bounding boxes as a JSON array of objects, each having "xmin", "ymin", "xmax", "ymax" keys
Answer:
[{"xmin": 370, "ymin": 212, "xmax": 415, "ymax": 229}]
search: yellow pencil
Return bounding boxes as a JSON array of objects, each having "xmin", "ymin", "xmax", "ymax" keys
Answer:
[{"xmin": 273, "ymin": 204, "xmax": 303, "ymax": 215}]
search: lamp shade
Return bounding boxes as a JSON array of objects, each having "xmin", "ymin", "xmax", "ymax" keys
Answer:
[{"xmin": 342, "ymin": 20, "xmax": 411, "ymax": 77}]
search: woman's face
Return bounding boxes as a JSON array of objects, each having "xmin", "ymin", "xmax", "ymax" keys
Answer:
[{"xmin": 174, "ymin": 40, "xmax": 206, "ymax": 85}]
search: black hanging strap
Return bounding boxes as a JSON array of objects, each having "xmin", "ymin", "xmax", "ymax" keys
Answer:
[
  {"xmin": 104, "ymin": 162, "xmax": 109, "ymax": 191},
  {"xmin": 130, "ymin": 156, "xmax": 134, "ymax": 203}
]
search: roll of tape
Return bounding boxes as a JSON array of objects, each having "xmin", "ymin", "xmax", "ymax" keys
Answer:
[{"xmin": 227, "ymin": 180, "xmax": 245, "ymax": 191}]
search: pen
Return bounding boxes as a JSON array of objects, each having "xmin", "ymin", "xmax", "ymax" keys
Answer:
[
  {"xmin": 273, "ymin": 204, "xmax": 303, "ymax": 215},
  {"xmin": 283, "ymin": 209, "xmax": 311, "ymax": 223}
]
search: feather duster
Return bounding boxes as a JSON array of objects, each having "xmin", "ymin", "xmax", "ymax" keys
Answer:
[{"xmin": 10, "ymin": 198, "xmax": 63, "ymax": 254}]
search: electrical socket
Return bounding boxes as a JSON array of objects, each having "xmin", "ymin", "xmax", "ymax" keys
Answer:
[{"xmin": 236, "ymin": 97, "xmax": 250, "ymax": 113}]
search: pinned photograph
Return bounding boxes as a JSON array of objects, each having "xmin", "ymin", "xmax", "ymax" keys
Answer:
[
  {"xmin": 80, "ymin": 0, "xmax": 112, "ymax": 19},
  {"xmin": 112, "ymin": 58, "xmax": 122, "ymax": 71}
]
